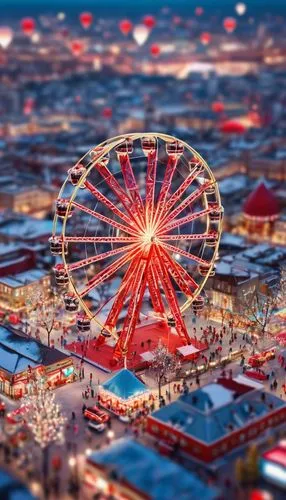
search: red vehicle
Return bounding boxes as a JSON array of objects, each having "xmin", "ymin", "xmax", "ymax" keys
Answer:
[
  {"xmin": 84, "ymin": 406, "xmax": 110, "ymax": 424},
  {"xmin": 248, "ymin": 350, "xmax": 275, "ymax": 368},
  {"xmin": 244, "ymin": 368, "xmax": 269, "ymax": 381}
]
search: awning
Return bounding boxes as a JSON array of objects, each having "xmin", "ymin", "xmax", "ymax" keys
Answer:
[{"xmin": 176, "ymin": 345, "xmax": 199, "ymax": 357}]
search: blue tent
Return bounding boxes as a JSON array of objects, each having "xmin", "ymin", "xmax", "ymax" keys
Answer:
[{"xmin": 101, "ymin": 369, "xmax": 148, "ymax": 400}]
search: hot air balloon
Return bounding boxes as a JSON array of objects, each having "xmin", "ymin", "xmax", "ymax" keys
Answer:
[
  {"xmin": 119, "ymin": 19, "xmax": 133, "ymax": 36},
  {"xmin": 102, "ymin": 107, "xmax": 112, "ymax": 119},
  {"xmin": 150, "ymin": 44, "xmax": 160, "ymax": 57},
  {"xmin": 211, "ymin": 101, "xmax": 225, "ymax": 113},
  {"xmin": 133, "ymin": 25, "xmax": 149, "ymax": 46},
  {"xmin": 70, "ymin": 40, "xmax": 85, "ymax": 57},
  {"xmin": 0, "ymin": 27, "xmax": 13, "ymax": 49},
  {"xmin": 235, "ymin": 3, "xmax": 247, "ymax": 16},
  {"xmin": 223, "ymin": 17, "xmax": 237, "ymax": 34},
  {"xmin": 200, "ymin": 32, "xmax": 212, "ymax": 46},
  {"xmin": 21, "ymin": 18, "xmax": 36, "ymax": 36},
  {"xmin": 220, "ymin": 120, "xmax": 246, "ymax": 134},
  {"xmin": 79, "ymin": 12, "xmax": 93, "ymax": 30},
  {"xmin": 143, "ymin": 15, "xmax": 156, "ymax": 30},
  {"xmin": 195, "ymin": 7, "xmax": 204, "ymax": 16}
]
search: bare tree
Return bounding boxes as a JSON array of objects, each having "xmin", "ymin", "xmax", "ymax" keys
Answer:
[
  {"xmin": 238, "ymin": 283, "xmax": 279, "ymax": 346},
  {"xmin": 149, "ymin": 340, "xmax": 180, "ymax": 398},
  {"xmin": 26, "ymin": 287, "xmax": 61, "ymax": 347}
]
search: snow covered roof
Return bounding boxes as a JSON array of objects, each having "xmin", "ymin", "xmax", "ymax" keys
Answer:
[
  {"xmin": 101, "ymin": 369, "xmax": 148, "ymax": 400},
  {"xmin": 0, "ymin": 269, "xmax": 49, "ymax": 288},
  {"xmin": 0, "ymin": 326, "xmax": 70, "ymax": 374},
  {"xmin": 177, "ymin": 345, "xmax": 199, "ymax": 356},
  {"xmin": 88, "ymin": 438, "xmax": 217, "ymax": 500},
  {"xmin": 150, "ymin": 379, "xmax": 285, "ymax": 444}
]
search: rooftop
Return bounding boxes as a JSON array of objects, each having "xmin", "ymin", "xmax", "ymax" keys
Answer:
[
  {"xmin": 101, "ymin": 368, "xmax": 148, "ymax": 400},
  {"xmin": 150, "ymin": 378, "xmax": 285, "ymax": 445},
  {"xmin": 88, "ymin": 438, "xmax": 217, "ymax": 500},
  {"xmin": 0, "ymin": 326, "xmax": 70, "ymax": 374},
  {"xmin": 243, "ymin": 181, "xmax": 280, "ymax": 220}
]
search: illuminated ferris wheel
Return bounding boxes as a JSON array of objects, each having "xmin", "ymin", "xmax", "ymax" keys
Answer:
[{"xmin": 50, "ymin": 133, "xmax": 223, "ymax": 363}]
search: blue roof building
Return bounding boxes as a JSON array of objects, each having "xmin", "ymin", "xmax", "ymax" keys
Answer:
[
  {"xmin": 0, "ymin": 468, "xmax": 35, "ymax": 499},
  {"xmin": 147, "ymin": 377, "xmax": 286, "ymax": 463},
  {"xmin": 85, "ymin": 438, "xmax": 218, "ymax": 500}
]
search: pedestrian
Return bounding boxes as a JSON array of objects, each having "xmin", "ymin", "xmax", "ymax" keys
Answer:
[
  {"xmin": 173, "ymin": 383, "xmax": 177, "ymax": 393},
  {"xmin": 82, "ymin": 403, "xmax": 86, "ymax": 414},
  {"xmin": 71, "ymin": 411, "xmax": 76, "ymax": 421},
  {"xmin": 82, "ymin": 367, "xmax": 85, "ymax": 379}
]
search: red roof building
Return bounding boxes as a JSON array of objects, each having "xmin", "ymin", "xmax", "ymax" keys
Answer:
[{"xmin": 243, "ymin": 182, "xmax": 280, "ymax": 222}]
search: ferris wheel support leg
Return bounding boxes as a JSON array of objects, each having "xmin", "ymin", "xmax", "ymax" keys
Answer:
[
  {"xmin": 154, "ymin": 246, "xmax": 190, "ymax": 345},
  {"xmin": 112, "ymin": 248, "xmax": 153, "ymax": 362},
  {"xmin": 147, "ymin": 264, "xmax": 165, "ymax": 314},
  {"xmin": 157, "ymin": 246, "xmax": 197, "ymax": 296}
]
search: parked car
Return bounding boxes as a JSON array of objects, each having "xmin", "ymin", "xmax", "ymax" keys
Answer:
[
  {"xmin": 84, "ymin": 405, "xmax": 110, "ymax": 423},
  {"xmin": 88, "ymin": 421, "xmax": 106, "ymax": 433},
  {"xmin": 244, "ymin": 367, "xmax": 269, "ymax": 381}
]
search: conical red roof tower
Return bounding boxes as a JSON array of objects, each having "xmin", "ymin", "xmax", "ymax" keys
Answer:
[{"xmin": 243, "ymin": 182, "xmax": 280, "ymax": 221}]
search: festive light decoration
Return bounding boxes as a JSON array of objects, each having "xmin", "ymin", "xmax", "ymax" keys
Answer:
[
  {"xmin": 150, "ymin": 43, "xmax": 161, "ymax": 57},
  {"xmin": 143, "ymin": 15, "xmax": 156, "ymax": 30},
  {"xmin": 200, "ymin": 32, "xmax": 212, "ymax": 46},
  {"xmin": 25, "ymin": 287, "xmax": 61, "ymax": 346},
  {"xmin": 21, "ymin": 17, "xmax": 36, "ymax": 36},
  {"xmin": 79, "ymin": 12, "xmax": 93, "ymax": 30},
  {"xmin": 52, "ymin": 133, "xmax": 222, "ymax": 364},
  {"xmin": 21, "ymin": 379, "xmax": 66, "ymax": 449},
  {"xmin": 149, "ymin": 340, "xmax": 181, "ymax": 397}
]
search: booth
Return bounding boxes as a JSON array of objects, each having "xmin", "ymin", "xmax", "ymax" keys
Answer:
[{"xmin": 98, "ymin": 369, "xmax": 150, "ymax": 417}]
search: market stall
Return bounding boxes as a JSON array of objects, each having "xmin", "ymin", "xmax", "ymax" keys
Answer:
[{"xmin": 98, "ymin": 368, "xmax": 150, "ymax": 417}]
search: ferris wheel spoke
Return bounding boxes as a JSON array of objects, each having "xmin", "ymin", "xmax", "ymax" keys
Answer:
[
  {"xmin": 93, "ymin": 159, "xmax": 144, "ymax": 231},
  {"xmin": 117, "ymin": 153, "xmax": 145, "ymax": 222},
  {"xmin": 147, "ymin": 263, "xmax": 165, "ymax": 314},
  {"xmin": 152, "ymin": 155, "xmax": 178, "ymax": 228},
  {"xmin": 113, "ymin": 248, "xmax": 153, "ymax": 359},
  {"xmin": 158, "ymin": 244, "xmax": 199, "ymax": 291},
  {"xmin": 68, "ymin": 243, "xmax": 139, "ymax": 272},
  {"xmin": 158, "ymin": 207, "xmax": 213, "ymax": 235},
  {"xmin": 163, "ymin": 162, "xmax": 204, "ymax": 215},
  {"xmin": 79, "ymin": 246, "xmax": 142, "ymax": 298},
  {"xmin": 161, "ymin": 241, "xmax": 210, "ymax": 266},
  {"xmin": 159, "ymin": 232, "xmax": 214, "ymax": 242},
  {"xmin": 153, "ymin": 246, "xmax": 189, "ymax": 344},
  {"xmin": 145, "ymin": 149, "xmax": 158, "ymax": 227},
  {"xmin": 72, "ymin": 201, "xmax": 139, "ymax": 237},
  {"xmin": 63, "ymin": 236, "xmax": 138, "ymax": 244},
  {"xmin": 84, "ymin": 180, "xmax": 137, "ymax": 229},
  {"xmin": 158, "ymin": 181, "xmax": 213, "ymax": 230},
  {"xmin": 104, "ymin": 256, "xmax": 142, "ymax": 331}
]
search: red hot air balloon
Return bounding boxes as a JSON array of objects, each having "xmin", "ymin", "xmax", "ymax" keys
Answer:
[
  {"xmin": 150, "ymin": 43, "xmax": 160, "ymax": 57},
  {"xmin": 79, "ymin": 12, "xmax": 93, "ymax": 30},
  {"xmin": 70, "ymin": 40, "xmax": 84, "ymax": 57},
  {"xmin": 102, "ymin": 107, "xmax": 112, "ymax": 119},
  {"xmin": 119, "ymin": 19, "xmax": 133, "ymax": 36},
  {"xmin": 220, "ymin": 120, "xmax": 246, "ymax": 134},
  {"xmin": 211, "ymin": 101, "xmax": 225, "ymax": 113},
  {"xmin": 223, "ymin": 17, "xmax": 237, "ymax": 33},
  {"xmin": 21, "ymin": 18, "xmax": 35, "ymax": 36},
  {"xmin": 143, "ymin": 15, "xmax": 156, "ymax": 30},
  {"xmin": 195, "ymin": 7, "xmax": 204, "ymax": 16},
  {"xmin": 200, "ymin": 32, "xmax": 212, "ymax": 45}
]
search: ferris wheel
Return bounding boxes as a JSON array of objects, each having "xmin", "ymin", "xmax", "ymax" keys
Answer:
[{"xmin": 50, "ymin": 133, "xmax": 223, "ymax": 363}]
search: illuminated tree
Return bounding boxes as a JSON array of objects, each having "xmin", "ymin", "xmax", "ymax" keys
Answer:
[
  {"xmin": 26, "ymin": 287, "xmax": 62, "ymax": 347},
  {"xmin": 21, "ymin": 378, "xmax": 66, "ymax": 491},
  {"xmin": 149, "ymin": 340, "xmax": 180, "ymax": 398}
]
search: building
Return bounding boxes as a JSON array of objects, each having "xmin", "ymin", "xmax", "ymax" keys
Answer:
[
  {"xmin": 98, "ymin": 368, "xmax": 150, "ymax": 417},
  {"xmin": 0, "ymin": 326, "xmax": 74, "ymax": 398},
  {"xmin": 0, "ymin": 467, "xmax": 35, "ymax": 499},
  {"xmin": 0, "ymin": 183, "xmax": 55, "ymax": 218},
  {"xmin": 84, "ymin": 438, "xmax": 218, "ymax": 500},
  {"xmin": 146, "ymin": 377, "xmax": 286, "ymax": 463},
  {"xmin": 0, "ymin": 269, "xmax": 51, "ymax": 312}
]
